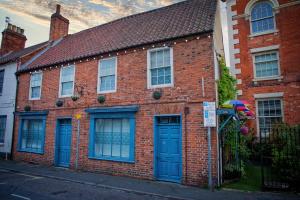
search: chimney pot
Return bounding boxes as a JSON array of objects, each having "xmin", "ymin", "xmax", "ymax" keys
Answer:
[
  {"xmin": 56, "ymin": 4, "xmax": 61, "ymax": 14},
  {"xmin": 20, "ymin": 29, "xmax": 24, "ymax": 34},
  {"xmin": 7, "ymin": 23, "xmax": 12, "ymax": 30},
  {"xmin": 12, "ymin": 25, "xmax": 16, "ymax": 32}
]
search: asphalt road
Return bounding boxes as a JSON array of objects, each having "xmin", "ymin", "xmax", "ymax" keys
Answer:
[{"xmin": 0, "ymin": 169, "xmax": 168, "ymax": 200}]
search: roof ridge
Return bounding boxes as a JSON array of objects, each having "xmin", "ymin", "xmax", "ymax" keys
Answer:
[{"xmin": 71, "ymin": 0, "xmax": 191, "ymax": 37}]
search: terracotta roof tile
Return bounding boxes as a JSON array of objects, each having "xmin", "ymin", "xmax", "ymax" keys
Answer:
[{"xmin": 0, "ymin": 42, "xmax": 48, "ymax": 65}]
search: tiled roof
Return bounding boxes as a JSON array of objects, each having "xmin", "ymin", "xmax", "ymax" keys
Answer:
[
  {"xmin": 0, "ymin": 42, "xmax": 48, "ymax": 65},
  {"xmin": 23, "ymin": 0, "xmax": 217, "ymax": 71}
]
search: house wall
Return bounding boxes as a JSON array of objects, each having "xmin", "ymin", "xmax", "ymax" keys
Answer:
[
  {"xmin": 13, "ymin": 35, "xmax": 219, "ymax": 186},
  {"xmin": 0, "ymin": 62, "xmax": 17, "ymax": 155},
  {"xmin": 226, "ymin": 0, "xmax": 300, "ymax": 133}
]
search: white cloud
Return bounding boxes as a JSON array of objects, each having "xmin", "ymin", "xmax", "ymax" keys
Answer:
[{"xmin": 0, "ymin": 0, "xmax": 183, "ymax": 34}]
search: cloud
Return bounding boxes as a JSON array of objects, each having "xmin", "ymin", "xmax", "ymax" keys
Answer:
[{"xmin": 0, "ymin": 0, "xmax": 183, "ymax": 34}]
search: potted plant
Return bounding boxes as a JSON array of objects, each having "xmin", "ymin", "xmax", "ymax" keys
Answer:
[
  {"xmin": 97, "ymin": 95, "xmax": 106, "ymax": 104},
  {"xmin": 71, "ymin": 95, "xmax": 79, "ymax": 101},
  {"xmin": 152, "ymin": 90, "xmax": 162, "ymax": 100},
  {"xmin": 56, "ymin": 99, "xmax": 64, "ymax": 107},
  {"xmin": 24, "ymin": 105, "xmax": 31, "ymax": 112}
]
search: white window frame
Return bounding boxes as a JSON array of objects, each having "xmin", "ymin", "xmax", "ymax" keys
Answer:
[
  {"xmin": 97, "ymin": 57, "xmax": 117, "ymax": 94},
  {"xmin": 29, "ymin": 71, "xmax": 43, "ymax": 100},
  {"xmin": 252, "ymin": 50, "xmax": 281, "ymax": 81},
  {"xmin": 59, "ymin": 65, "xmax": 75, "ymax": 98},
  {"xmin": 255, "ymin": 94, "xmax": 284, "ymax": 137},
  {"xmin": 147, "ymin": 47, "xmax": 174, "ymax": 89},
  {"xmin": 248, "ymin": 0, "xmax": 278, "ymax": 37}
]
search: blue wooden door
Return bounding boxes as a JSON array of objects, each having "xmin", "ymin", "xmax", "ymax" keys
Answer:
[
  {"xmin": 56, "ymin": 119, "xmax": 72, "ymax": 167},
  {"xmin": 156, "ymin": 116, "xmax": 181, "ymax": 182}
]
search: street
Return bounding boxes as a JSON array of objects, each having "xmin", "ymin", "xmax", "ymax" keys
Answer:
[
  {"xmin": 0, "ymin": 161, "xmax": 299, "ymax": 200},
  {"xmin": 0, "ymin": 169, "xmax": 168, "ymax": 200}
]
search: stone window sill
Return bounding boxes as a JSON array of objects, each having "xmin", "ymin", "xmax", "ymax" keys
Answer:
[
  {"xmin": 252, "ymin": 76, "xmax": 283, "ymax": 83},
  {"xmin": 249, "ymin": 30, "xmax": 279, "ymax": 38}
]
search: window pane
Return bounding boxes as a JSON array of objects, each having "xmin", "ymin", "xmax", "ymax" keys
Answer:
[
  {"xmin": 61, "ymin": 66, "xmax": 74, "ymax": 82},
  {"xmin": 0, "ymin": 70, "xmax": 4, "ymax": 94},
  {"xmin": 251, "ymin": 2, "xmax": 274, "ymax": 33},
  {"xmin": 100, "ymin": 75, "xmax": 115, "ymax": 91},
  {"xmin": 61, "ymin": 82, "xmax": 73, "ymax": 96},
  {"xmin": 0, "ymin": 116, "xmax": 6, "ymax": 143},
  {"xmin": 21, "ymin": 119, "xmax": 43, "ymax": 152},
  {"xmin": 100, "ymin": 58, "xmax": 116, "ymax": 76},
  {"xmin": 257, "ymin": 99, "xmax": 282, "ymax": 136},
  {"xmin": 99, "ymin": 58, "xmax": 116, "ymax": 92},
  {"xmin": 31, "ymin": 86, "xmax": 40, "ymax": 99},
  {"xmin": 150, "ymin": 49, "xmax": 172, "ymax": 86},
  {"xmin": 121, "ymin": 119, "xmax": 130, "ymax": 158},
  {"xmin": 255, "ymin": 52, "xmax": 279, "ymax": 78},
  {"xmin": 112, "ymin": 119, "xmax": 121, "ymax": 157},
  {"xmin": 93, "ymin": 118, "xmax": 132, "ymax": 160}
]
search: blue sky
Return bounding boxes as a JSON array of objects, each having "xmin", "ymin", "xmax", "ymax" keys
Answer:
[{"xmin": 0, "ymin": 0, "xmax": 183, "ymax": 46}]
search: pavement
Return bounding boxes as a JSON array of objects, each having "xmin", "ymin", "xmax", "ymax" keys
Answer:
[{"xmin": 0, "ymin": 160, "xmax": 299, "ymax": 200}]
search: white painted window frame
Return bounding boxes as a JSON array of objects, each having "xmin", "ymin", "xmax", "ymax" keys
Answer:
[
  {"xmin": 254, "ymin": 92, "xmax": 284, "ymax": 136},
  {"xmin": 59, "ymin": 65, "xmax": 75, "ymax": 98},
  {"xmin": 147, "ymin": 47, "xmax": 174, "ymax": 89},
  {"xmin": 29, "ymin": 71, "xmax": 43, "ymax": 100},
  {"xmin": 97, "ymin": 57, "xmax": 117, "ymax": 94},
  {"xmin": 248, "ymin": 0, "xmax": 278, "ymax": 37},
  {"xmin": 252, "ymin": 50, "xmax": 281, "ymax": 81}
]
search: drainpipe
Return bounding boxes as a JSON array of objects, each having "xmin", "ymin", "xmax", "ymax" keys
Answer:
[
  {"xmin": 10, "ymin": 70, "xmax": 19, "ymax": 160},
  {"xmin": 184, "ymin": 106, "xmax": 189, "ymax": 184},
  {"xmin": 75, "ymin": 118, "xmax": 80, "ymax": 169}
]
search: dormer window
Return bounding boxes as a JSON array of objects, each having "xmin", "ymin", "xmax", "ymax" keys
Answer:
[{"xmin": 251, "ymin": 1, "xmax": 275, "ymax": 34}]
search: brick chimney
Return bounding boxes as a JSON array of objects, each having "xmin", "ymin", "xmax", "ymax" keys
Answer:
[
  {"xmin": 49, "ymin": 4, "xmax": 69, "ymax": 41},
  {"xmin": 0, "ymin": 23, "xmax": 27, "ymax": 55}
]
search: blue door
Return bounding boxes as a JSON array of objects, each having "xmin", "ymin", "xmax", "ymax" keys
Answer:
[
  {"xmin": 56, "ymin": 119, "xmax": 72, "ymax": 167},
  {"xmin": 155, "ymin": 116, "xmax": 182, "ymax": 183}
]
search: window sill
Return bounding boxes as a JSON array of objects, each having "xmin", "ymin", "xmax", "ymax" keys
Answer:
[
  {"xmin": 18, "ymin": 149, "xmax": 44, "ymax": 155},
  {"xmin": 97, "ymin": 90, "xmax": 117, "ymax": 94},
  {"xmin": 249, "ymin": 30, "xmax": 279, "ymax": 38},
  {"xmin": 88, "ymin": 156, "xmax": 135, "ymax": 163},
  {"xmin": 148, "ymin": 83, "xmax": 174, "ymax": 89},
  {"xmin": 59, "ymin": 95, "xmax": 73, "ymax": 98},
  {"xmin": 29, "ymin": 98, "xmax": 41, "ymax": 101},
  {"xmin": 0, "ymin": 143, "xmax": 4, "ymax": 146},
  {"xmin": 252, "ymin": 76, "xmax": 283, "ymax": 82}
]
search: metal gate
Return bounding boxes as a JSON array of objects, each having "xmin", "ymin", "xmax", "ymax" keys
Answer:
[{"xmin": 260, "ymin": 126, "xmax": 300, "ymax": 191}]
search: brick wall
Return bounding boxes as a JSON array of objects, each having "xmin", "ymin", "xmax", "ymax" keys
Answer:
[
  {"xmin": 13, "ymin": 34, "xmax": 218, "ymax": 186},
  {"xmin": 230, "ymin": 0, "xmax": 300, "ymax": 132}
]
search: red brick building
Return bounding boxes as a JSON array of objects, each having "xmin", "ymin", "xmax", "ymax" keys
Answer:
[
  {"xmin": 225, "ymin": 0, "xmax": 300, "ymax": 136},
  {"xmin": 13, "ymin": 0, "xmax": 224, "ymax": 186}
]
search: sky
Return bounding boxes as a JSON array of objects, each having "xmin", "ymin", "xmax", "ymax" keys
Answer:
[{"xmin": 0, "ymin": 0, "xmax": 230, "ymax": 65}]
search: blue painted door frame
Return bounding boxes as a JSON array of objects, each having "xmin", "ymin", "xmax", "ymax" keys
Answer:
[
  {"xmin": 55, "ymin": 118, "xmax": 72, "ymax": 167},
  {"xmin": 154, "ymin": 115, "xmax": 182, "ymax": 183}
]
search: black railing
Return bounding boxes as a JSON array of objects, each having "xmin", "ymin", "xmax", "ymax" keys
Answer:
[{"xmin": 260, "ymin": 126, "xmax": 300, "ymax": 191}]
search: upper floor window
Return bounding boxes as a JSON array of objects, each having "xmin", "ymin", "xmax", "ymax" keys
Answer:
[
  {"xmin": 254, "ymin": 51, "xmax": 279, "ymax": 78},
  {"xmin": 0, "ymin": 116, "xmax": 6, "ymax": 144},
  {"xmin": 59, "ymin": 65, "xmax": 75, "ymax": 97},
  {"xmin": 0, "ymin": 69, "xmax": 4, "ymax": 95},
  {"xmin": 30, "ymin": 72, "xmax": 42, "ymax": 100},
  {"xmin": 251, "ymin": 1, "xmax": 275, "ymax": 34},
  {"xmin": 98, "ymin": 57, "xmax": 117, "ymax": 93},
  {"xmin": 147, "ymin": 47, "xmax": 173, "ymax": 88}
]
